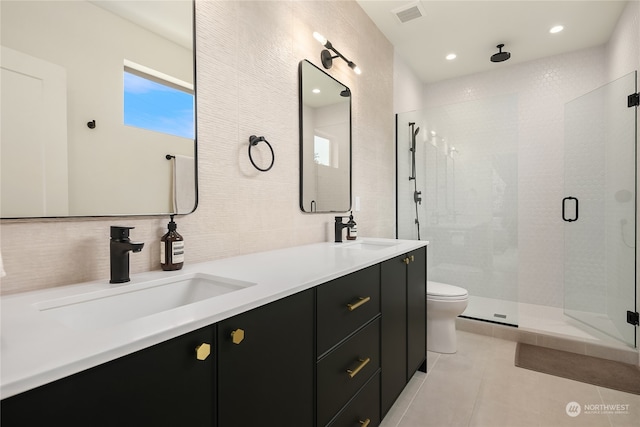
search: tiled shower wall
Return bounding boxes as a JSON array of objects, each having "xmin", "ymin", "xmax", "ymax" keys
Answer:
[
  {"xmin": 0, "ymin": 0, "xmax": 395, "ymax": 294},
  {"xmin": 418, "ymin": 0, "xmax": 640, "ymax": 309}
]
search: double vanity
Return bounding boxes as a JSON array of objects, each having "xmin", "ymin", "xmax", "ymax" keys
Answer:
[{"xmin": 1, "ymin": 238, "xmax": 427, "ymax": 426}]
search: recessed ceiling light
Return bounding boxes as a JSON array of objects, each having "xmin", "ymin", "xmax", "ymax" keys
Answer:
[
  {"xmin": 446, "ymin": 53, "xmax": 457, "ymax": 60},
  {"xmin": 550, "ymin": 25, "xmax": 564, "ymax": 34},
  {"xmin": 312, "ymin": 88, "xmax": 321, "ymax": 94}
]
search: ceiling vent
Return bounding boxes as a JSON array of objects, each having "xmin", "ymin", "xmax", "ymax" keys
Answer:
[{"xmin": 392, "ymin": 2, "xmax": 424, "ymax": 24}]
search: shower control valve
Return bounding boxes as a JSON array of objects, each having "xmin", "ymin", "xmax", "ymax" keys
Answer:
[{"xmin": 414, "ymin": 190, "xmax": 422, "ymax": 205}]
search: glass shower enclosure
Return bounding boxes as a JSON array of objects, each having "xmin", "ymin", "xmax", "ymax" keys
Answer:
[
  {"xmin": 397, "ymin": 72, "xmax": 637, "ymax": 346},
  {"xmin": 396, "ymin": 95, "xmax": 520, "ymax": 326},
  {"xmin": 563, "ymin": 71, "xmax": 637, "ymax": 347}
]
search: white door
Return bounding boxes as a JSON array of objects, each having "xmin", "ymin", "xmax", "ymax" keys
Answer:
[{"xmin": 1, "ymin": 46, "xmax": 68, "ymax": 217}]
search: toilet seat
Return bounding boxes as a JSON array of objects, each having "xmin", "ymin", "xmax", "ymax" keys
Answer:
[{"xmin": 427, "ymin": 281, "xmax": 468, "ymax": 301}]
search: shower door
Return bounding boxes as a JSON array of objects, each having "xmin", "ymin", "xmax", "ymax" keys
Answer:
[{"xmin": 563, "ymin": 71, "xmax": 637, "ymax": 347}]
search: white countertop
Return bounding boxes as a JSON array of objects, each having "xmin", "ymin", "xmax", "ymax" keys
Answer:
[{"xmin": 1, "ymin": 238, "xmax": 427, "ymax": 399}]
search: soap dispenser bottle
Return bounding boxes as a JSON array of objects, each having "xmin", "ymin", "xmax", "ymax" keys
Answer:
[
  {"xmin": 346, "ymin": 211, "xmax": 357, "ymax": 240},
  {"xmin": 161, "ymin": 215, "xmax": 184, "ymax": 271}
]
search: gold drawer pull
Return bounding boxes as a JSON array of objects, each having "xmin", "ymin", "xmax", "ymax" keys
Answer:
[
  {"xmin": 347, "ymin": 296, "xmax": 371, "ymax": 311},
  {"xmin": 410, "ymin": 255, "xmax": 415, "ymax": 262},
  {"xmin": 403, "ymin": 257, "xmax": 410, "ymax": 265},
  {"xmin": 359, "ymin": 419, "xmax": 371, "ymax": 427},
  {"xmin": 231, "ymin": 328, "xmax": 245, "ymax": 344},
  {"xmin": 346, "ymin": 357, "xmax": 371, "ymax": 378},
  {"xmin": 195, "ymin": 343, "xmax": 211, "ymax": 361}
]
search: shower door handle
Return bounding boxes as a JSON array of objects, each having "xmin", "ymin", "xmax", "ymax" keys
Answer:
[{"xmin": 562, "ymin": 196, "xmax": 578, "ymax": 222}]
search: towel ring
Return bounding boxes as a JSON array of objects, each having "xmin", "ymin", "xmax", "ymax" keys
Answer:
[{"xmin": 248, "ymin": 135, "xmax": 275, "ymax": 172}]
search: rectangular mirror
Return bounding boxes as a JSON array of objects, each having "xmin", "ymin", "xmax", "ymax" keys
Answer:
[
  {"xmin": 299, "ymin": 60, "xmax": 351, "ymax": 213},
  {"xmin": 0, "ymin": 0, "xmax": 196, "ymax": 218}
]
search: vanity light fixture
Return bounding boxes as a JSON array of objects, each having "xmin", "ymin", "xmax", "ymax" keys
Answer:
[{"xmin": 313, "ymin": 32, "xmax": 362, "ymax": 75}]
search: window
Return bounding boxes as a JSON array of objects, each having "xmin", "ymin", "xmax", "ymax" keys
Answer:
[
  {"xmin": 314, "ymin": 135, "xmax": 331, "ymax": 166},
  {"xmin": 123, "ymin": 61, "xmax": 194, "ymax": 139}
]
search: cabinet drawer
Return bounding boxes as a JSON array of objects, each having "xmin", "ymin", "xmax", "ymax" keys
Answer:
[
  {"xmin": 317, "ymin": 318, "xmax": 380, "ymax": 427},
  {"xmin": 327, "ymin": 372, "xmax": 381, "ymax": 427},
  {"xmin": 317, "ymin": 265, "xmax": 380, "ymax": 356}
]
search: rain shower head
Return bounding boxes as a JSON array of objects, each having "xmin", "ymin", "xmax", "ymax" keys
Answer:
[{"xmin": 491, "ymin": 44, "xmax": 511, "ymax": 63}]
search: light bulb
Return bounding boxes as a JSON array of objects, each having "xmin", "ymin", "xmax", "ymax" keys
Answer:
[
  {"xmin": 313, "ymin": 32, "xmax": 327, "ymax": 45},
  {"xmin": 550, "ymin": 25, "xmax": 564, "ymax": 34}
]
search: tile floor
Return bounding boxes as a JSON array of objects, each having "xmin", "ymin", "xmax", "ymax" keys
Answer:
[{"xmin": 380, "ymin": 331, "xmax": 640, "ymax": 427}]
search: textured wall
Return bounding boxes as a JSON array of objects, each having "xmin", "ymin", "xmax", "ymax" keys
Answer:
[
  {"xmin": 607, "ymin": 0, "xmax": 640, "ymax": 82},
  {"xmin": 0, "ymin": 0, "xmax": 395, "ymax": 294},
  {"xmin": 393, "ymin": 50, "xmax": 423, "ymax": 114}
]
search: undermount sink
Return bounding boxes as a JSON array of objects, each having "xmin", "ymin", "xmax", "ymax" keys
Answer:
[
  {"xmin": 35, "ymin": 273, "xmax": 256, "ymax": 330},
  {"xmin": 336, "ymin": 240, "xmax": 399, "ymax": 251}
]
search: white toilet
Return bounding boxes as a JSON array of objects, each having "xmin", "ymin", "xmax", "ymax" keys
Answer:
[{"xmin": 427, "ymin": 281, "xmax": 469, "ymax": 354}]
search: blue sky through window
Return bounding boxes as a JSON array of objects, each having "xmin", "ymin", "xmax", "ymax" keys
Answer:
[{"xmin": 124, "ymin": 71, "xmax": 194, "ymax": 139}]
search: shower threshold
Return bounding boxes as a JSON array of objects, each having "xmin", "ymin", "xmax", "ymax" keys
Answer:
[{"xmin": 461, "ymin": 295, "xmax": 633, "ymax": 351}]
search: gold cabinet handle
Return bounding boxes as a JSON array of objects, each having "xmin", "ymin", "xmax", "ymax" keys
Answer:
[
  {"xmin": 359, "ymin": 419, "xmax": 371, "ymax": 427},
  {"xmin": 410, "ymin": 255, "xmax": 415, "ymax": 262},
  {"xmin": 403, "ymin": 257, "xmax": 410, "ymax": 265},
  {"xmin": 347, "ymin": 296, "xmax": 371, "ymax": 311},
  {"xmin": 346, "ymin": 357, "xmax": 371, "ymax": 378},
  {"xmin": 231, "ymin": 328, "xmax": 245, "ymax": 344},
  {"xmin": 195, "ymin": 343, "xmax": 211, "ymax": 361}
]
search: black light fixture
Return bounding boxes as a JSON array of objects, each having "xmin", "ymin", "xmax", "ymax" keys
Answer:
[{"xmin": 313, "ymin": 32, "xmax": 361, "ymax": 75}]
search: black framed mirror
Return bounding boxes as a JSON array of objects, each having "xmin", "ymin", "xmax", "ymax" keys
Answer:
[
  {"xmin": 298, "ymin": 60, "xmax": 351, "ymax": 213},
  {"xmin": 0, "ymin": 0, "xmax": 196, "ymax": 218}
]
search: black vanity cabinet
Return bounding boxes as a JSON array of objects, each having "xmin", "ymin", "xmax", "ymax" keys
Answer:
[
  {"xmin": 380, "ymin": 246, "xmax": 427, "ymax": 416},
  {"xmin": 0, "ymin": 324, "xmax": 216, "ymax": 427},
  {"xmin": 406, "ymin": 247, "xmax": 427, "ymax": 376},
  {"xmin": 1, "ymin": 244, "xmax": 427, "ymax": 427},
  {"xmin": 317, "ymin": 265, "xmax": 381, "ymax": 427},
  {"xmin": 380, "ymin": 254, "xmax": 408, "ymax": 415},
  {"xmin": 216, "ymin": 289, "xmax": 314, "ymax": 427}
]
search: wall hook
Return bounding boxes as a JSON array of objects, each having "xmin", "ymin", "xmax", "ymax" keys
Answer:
[{"xmin": 87, "ymin": 120, "xmax": 96, "ymax": 129}]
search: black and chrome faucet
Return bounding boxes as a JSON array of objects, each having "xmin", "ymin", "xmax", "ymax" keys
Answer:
[
  {"xmin": 110, "ymin": 226, "xmax": 144, "ymax": 284},
  {"xmin": 334, "ymin": 216, "xmax": 353, "ymax": 243}
]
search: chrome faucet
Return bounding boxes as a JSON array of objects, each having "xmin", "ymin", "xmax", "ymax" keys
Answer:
[
  {"xmin": 334, "ymin": 216, "xmax": 353, "ymax": 243},
  {"xmin": 110, "ymin": 226, "xmax": 144, "ymax": 284}
]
